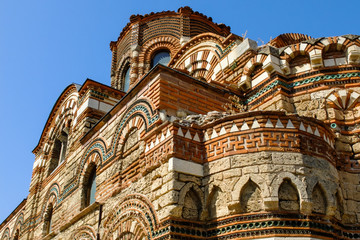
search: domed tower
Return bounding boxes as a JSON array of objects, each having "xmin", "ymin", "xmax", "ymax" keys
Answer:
[{"xmin": 109, "ymin": 6, "xmax": 230, "ymax": 91}]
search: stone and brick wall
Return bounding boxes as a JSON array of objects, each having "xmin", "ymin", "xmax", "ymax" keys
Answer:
[{"xmin": 1, "ymin": 6, "xmax": 360, "ymax": 240}]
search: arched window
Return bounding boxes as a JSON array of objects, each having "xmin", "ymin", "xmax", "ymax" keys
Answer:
[
  {"xmin": 122, "ymin": 63, "xmax": 131, "ymax": 92},
  {"xmin": 43, "ymin": 204, "xmax": 53, "ymax": 236},
  {"xmin": 150, "ymin": 50, "xmax": 170, "ymax": 68},
  {"xmin": 48, "ymin": 130, "xmax": 68, "ymax": 175},
  {"xmin": 83, "ymin": 167, "xmax": 97, "ymax": 208}
]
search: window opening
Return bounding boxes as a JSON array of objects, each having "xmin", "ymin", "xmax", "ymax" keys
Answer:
[
  {"xmin": 123, "ymin": 64, "xmax": 130, "ymax": 92},
  {"xmin": 48, "ymin": 130, "xmax": 68, "ymax": 175},
  {"xmin": 84, "ymin": 167, "xmax": 97, "ymax": 208},
  {"xmin": 151, "ymin": 50, "xmax": 170, "ymax": 68},
  {"xmin": 44, "ymin": 204, "xmax": 53, "ymax": 235}
]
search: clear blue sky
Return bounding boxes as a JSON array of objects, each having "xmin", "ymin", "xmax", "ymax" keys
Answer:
[{"xmin": 0, "ymin": 0, "xmax": 358, "ymax": 222}]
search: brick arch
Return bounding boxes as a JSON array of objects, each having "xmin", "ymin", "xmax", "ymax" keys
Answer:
[
  {"xmin": 79, "ymin": 151, "xmax": 102, "ymax": 184},
  {"xmin": 116, "ymin": 115, "xmax": 145, "ymax": 154},
  {"xmin": 114, "ymin": 219, "xmax": 148, "ymax": 240},
  {"xmin": 280, "ymin": 45, "xmax": 315, "ymax": 75},
  {"xmin": 49, "ymin": 93, "xmax": 78, "ymax": 139},
  {"xmin": 116, "ymin": 52, "xmax": 131, "ymax": 73},
  {"xmin": 11, "ymin": 213, "xmax": 24, "ymax": 239},
  {"xmin": 321, "ymin": 40, "xmax": 347, "ymax": 55},
  {"xmin": 318, "ymin": 36, "xmax": 356, "ymax": 52},
  {"xmin": 139, "ymin": 35, "xmax": 180, "ymax": 64},
  {"xmin": 1, "ymin": 228, "xmax": 10, "ymax": 240},
  {"xmin": 114, "ymin": 56, "xmax": 131, "ymax": 91},
  {"xmin": 111, "ymin": 99, "xmax": 158, "ymax": 155},
  {"xmin": 281, "ymin": 42, "xmax": 313, "ymax": 61},
  {"xmin": 243, "ymin": 54, "xmax": 267, "ymax": 75},
  {"xmin": 183, "ymin": 49, "xmax": 220, "ymax": 81},
  {"xmin": 169, "ymin": 34, "xmax": 227, "ymax": 82},
  {"xmin": 169, "ymin": 32, "xmax": 225, "ymax": 66},
  {"xmin": 326, "ymin": 89, "xmax": 360, "ymax": 111},
  {"xmin": 77, "ymin": 147, "xmax": 104, "ymax": 184},
  {"xmin": 34, "ymin": 84, "xmax": 79, "ymax": 156},
  {"xmin": 42, "ymin": 92, "xmax": 78, "ymax": 157},
  {"xmin": 76, "ymin": 99, "xmax": 157, "ymax": 181},
  {"xmin": 103, "ymin": 194, "xmax": 159, "ymax": 240},
  {"xmin": 40, "ymin": 182, "xmax": 60, "ymax": 221},
  {"xmin": 71, "ymin": 225, "xmax": 97, "ymax": 240}
]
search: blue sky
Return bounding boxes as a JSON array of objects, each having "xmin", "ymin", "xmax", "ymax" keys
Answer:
[{"xmin": 0, "ymin": 0, "xmax": 358, "ymax": 222}]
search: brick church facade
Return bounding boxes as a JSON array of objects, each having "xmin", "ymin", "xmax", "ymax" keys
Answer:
[{"xmin": 1, "ymin": 6, "xmax": 360, "ymax": 240}]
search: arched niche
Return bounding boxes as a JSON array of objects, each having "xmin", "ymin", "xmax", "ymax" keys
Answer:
[
  {"xmin": 278, "ymin": 179, "xmax": 300, "ymax": 212},
  {"xmin": 207, "ymin": 186, "xmax": 222, "ymax": 219},
  {"xmin": 289, "ymin": 53, "xmax": 311, "ymax": 75},
  {"xmin": 240, "ymin": 180, "xmax": 263, "ymax": 213},
  {"xmin": 182, "ymin": 187, "xmax": 203, "ymax": 220},
  {"xmin": 335, "ymin": 191, "xmax": 344, "ymax": 221},
  {"xmin": 312, "ymin": 183, "xmax": 327, "ymax": 215}
]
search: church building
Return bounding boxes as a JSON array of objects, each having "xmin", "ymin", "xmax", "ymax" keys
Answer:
[{"xmin": 1, "ymin": 6, "xmax": 360, "ymax": 240}]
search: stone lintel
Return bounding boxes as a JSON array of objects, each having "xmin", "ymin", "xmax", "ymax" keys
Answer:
[{"xmin": 168, "ymin": 157, "xmax": 203, "ymax": 177}]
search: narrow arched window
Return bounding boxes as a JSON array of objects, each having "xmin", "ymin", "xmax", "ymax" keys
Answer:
[
  {"xmin": 123, "ymin": 64, "xmax": 131, "ymax": 92},
  {"xmin": 43, "ymin": 204, "xmax": 53, "ymax": 236},
  {"xmin": 48, "ymin": 130, "xmax": 68, "ymax": 175},
  {"xmin": 150, "ymin": 50, "xmax": 170, "ymax": 68},
  {"xmin": 84, "ymin": 168, "xmax": 96, "ymax": 208}
]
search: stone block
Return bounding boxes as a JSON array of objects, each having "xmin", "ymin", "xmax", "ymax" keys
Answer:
[
  {"xmin": 178, "ymin": 173, "xmax": 201, "ymax": 185},
  {"xmin": 231, "ymin": 38, "xmax": 257, "ymax": 59},
  {"xmin": 243, "ymin": 166, "xmax": 259, "ymax": 174},
  {"xmin": 205, "ymin": 158, "xmax": 230, "ymax": 175},
  {"xmin": 272, "ymin": 152, "xmax": 303, "ymax": 165},
  {"xmin": 223, "ymin": 168, "xmax": 241, "ymax": 179},
  {"xmin": 347, "ymin": 45, "xmax": 360, "ymax": 64},
  {"xmin": 276, "ymin": 100, "xmax": 294, "ymax": 112},
  {"xmin": 335, "ymin": 57, "xmax": 347, "ymax": 65},
  {"xmin": 335, "ymin": 141, "xmax": 352, "ymax": 152},
  {"xmin": 293, "ymin": 94, "xmax": 311, "ymax": 103},
  {"xmin": 259, "ymin": 164, "xmax": 282, "ymax": 173},
  {"xmin": 151, "ymin": 177, "xmax": 163, "ymax": 191},
  {"xmin": 252, "ymin": 71, "xmax": 269, "ymax": 87},
  {"xmin": 168, "ymin": 157, "xmax": 203, "ymax": 177}
]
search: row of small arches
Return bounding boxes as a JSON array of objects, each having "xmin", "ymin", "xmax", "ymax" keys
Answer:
[{"xmin": 179, "ymin": 177, "xmax": 343, "ymax": 221}]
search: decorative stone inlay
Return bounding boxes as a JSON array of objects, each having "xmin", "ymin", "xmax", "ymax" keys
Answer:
[
  {"xmin": 246, "ymin": 72, "xmax": 360, "ymax": 104},
  {"xmin": 54, "ymin": 101, "xmax": 158, "ymax": 206},
  {"xmin": 159, "ymin": 212, "xmax": 360, "ymax": 240}
]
